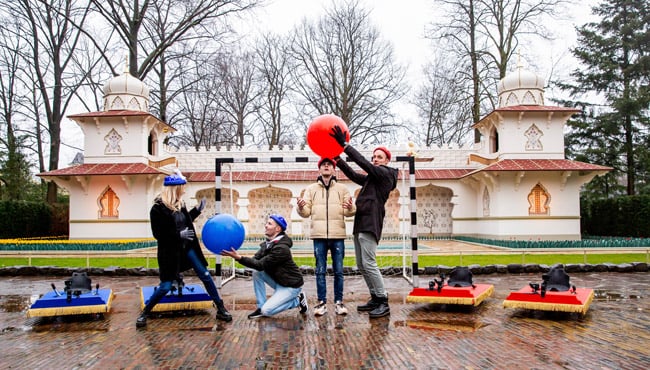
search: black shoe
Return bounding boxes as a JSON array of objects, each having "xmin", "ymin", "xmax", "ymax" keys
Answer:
[
  {"xmin": 298, "ymin": 292, "xmax": 308, "ymax": 314},
  {"xmin": 368, "ymin": 302, "xmax": 390, "ymax": 318},
  {"xmin": 216, "ymin": 302, "xmax": 233, "ymax": 322},
  {"xmin": 136, "ymin": 313, "xmax": 147, "ymax": 328},
  {"xmin": 248, "ymin": 308, "xmax": 263, "ymax": 319},
  {"xmin": 357, "ymin": 295, "xmax": 380, "ymax": 312}
]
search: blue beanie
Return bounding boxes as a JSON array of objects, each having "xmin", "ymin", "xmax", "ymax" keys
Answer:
[
  {"xmin": 164, "ymin": 170, "xmax": 187, "ymax": 186},
  {"xmin": 269, "ymin": 214, "xmax": 287, "ymax": 231}
]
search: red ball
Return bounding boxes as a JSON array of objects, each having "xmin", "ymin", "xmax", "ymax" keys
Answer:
[{"xmin": 307, "ymin": 114, "xmax": 350, "ymax": 159}]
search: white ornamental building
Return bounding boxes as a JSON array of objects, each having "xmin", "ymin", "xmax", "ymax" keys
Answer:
[{"xmin": 39, "ymin": 65, "xmax": 610, "ymax": 241}]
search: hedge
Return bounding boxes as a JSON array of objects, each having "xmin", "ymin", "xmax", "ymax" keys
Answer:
[
  {"xmin": 581, "ymin": 195, "xmax": 650, "ymax": 237},
  {"xmin": 0, "ymin": 200, "xmax": 51, "ymax": 238}
]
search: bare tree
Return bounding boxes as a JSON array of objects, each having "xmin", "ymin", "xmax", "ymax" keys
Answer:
[
  {"xmin": 217, "ymin": 49, "xmax": 260, "ymax": 147},
  {"xmin": 430, "ymin": 0, "xmax": 567, "ymax": 124},
  {"xmin": 411, "ymin": 58, "xmax": 474, "ymax": 147},
  {"xmin": 171, "ymin": 53, "xmax": 230, "ymax": 150},
  {"xmin": 289, "ymin": 0, "xmax": 406, "ymax": 144},
  {"xmin": 0, "ymin": 16, "xmax": 34, "ymax": 200},
  {"xmin": 429, "ymin": 0, "xmax": 484, "ymax": 125},
  {"xmin": 12, "ymin": 0, "xmax": 95, "ymax": 203},
  {"xmin": 254, "ymin": 33, "xmax": 296, "ymax": 148},
  {"xmin": 88, "ymin": 0, "xmax": 260, "ymax": 124}
]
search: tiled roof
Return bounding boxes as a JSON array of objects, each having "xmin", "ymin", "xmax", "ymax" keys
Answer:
[
  {"xmin": 38, "ymin": 160, "xmax": 609, "ymax": 181},
  {"xmin": 68, "ymin": 110, "xmax": 152, "ymax": 118},
  {"xmin": 67, "ymin": 110, "xmax": 175, "ymax": 132},
  {"xmin": 38, "ymin": 163, "xmax": 163, "ymax": 177},
  {"xmin": 474, "ymin": 105, "xmax": 581, "ymax": 128},
  {"xmin": 414, "ymin": 169, "xmax": 474, "ymax": 179},
  {"xmin": 493, "ymin": 105, "xmax": 581, "ymax": 113},
  {"xmin": 468, "ymin": 159, "xmax": 612, "ymax": 174},
  {"xmin": 186, "ymin": 169, "xmax": 474, "ymax": 182}
]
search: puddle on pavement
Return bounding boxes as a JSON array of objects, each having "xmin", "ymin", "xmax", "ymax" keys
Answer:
[
  {"xmin": 402, "ymin": 318, "xmax": 486, "ymax": 332},
  {"xmin": 0, "ymin": 295, "xmax": 31, "ymax": 313},
  {"xmin": 401, "ymin": 304, "xmax": 487, "ymax": 332},
  {"xmin": 593, "ymin": 289, "xmax": 644, "ymax": 301},
  {"xmin": 29, "ymin": 315, "xmax": 111, "ymax": 333}
]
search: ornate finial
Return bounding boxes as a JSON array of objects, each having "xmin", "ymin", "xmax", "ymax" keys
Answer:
[
  {"xmin": 516, "ymin": 51, "xmax": 523, "ymax": 70},
  {"xmin": 406, "ymin": 138, "xmax": 419, "ymax": 158},
  {"xmin": 124, "ymin": 52, "xmax": 130, "ymax": 74}
]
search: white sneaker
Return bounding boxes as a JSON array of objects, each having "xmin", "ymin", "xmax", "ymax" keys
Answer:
[
  {"xmin": 313, "ymin": 301, "xmax": 327, "ymax": 316},
  {"xmin": 335, "ymin": 301, "xmax": 348, "ymax": 315}
]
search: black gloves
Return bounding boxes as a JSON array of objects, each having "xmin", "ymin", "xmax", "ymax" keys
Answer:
[
  {"xmin": 197, "ymin": 197, "xmax": 206, "ymax": 212},
  {"xmin": 330, "ymin": 125, "xmax": 349, "ymax": 148}
]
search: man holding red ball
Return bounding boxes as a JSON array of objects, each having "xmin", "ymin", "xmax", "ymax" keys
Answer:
[{"xmin": 330, "ymin": 125, "xmax": 398, "ymax": 318}]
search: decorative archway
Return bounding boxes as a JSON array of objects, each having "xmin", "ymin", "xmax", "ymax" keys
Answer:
[
  {"xmin": 528, "ymin": 183, "xmax": 550, "ymax": 215},
  {"xmin": 98, "ymin": 186, "xmax": 120, "ymax": 218},
  {"xmin": 248, "ymin": 186, "xmax": 292, "ymax": 236}
]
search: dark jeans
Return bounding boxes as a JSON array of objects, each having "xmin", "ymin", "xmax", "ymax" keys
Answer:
[
  {"xmin": 144, "ymin": 247, "xmax": 223, "ymax": 312},
  {"xmin": 313, "ymin": 238, "xmax": 345, "ymax": 303}
]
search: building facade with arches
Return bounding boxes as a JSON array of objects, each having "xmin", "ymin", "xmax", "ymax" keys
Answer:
[{"xmin": 39, "ymin": 65, "xmax": 610, "ymax": 241}]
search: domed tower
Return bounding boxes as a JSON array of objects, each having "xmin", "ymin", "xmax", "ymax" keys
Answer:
[
  {"xmin": 37, "ymin": 59, "xmax": 177, "ymax": 239},
  {"xmin": 64, "ymin": 62, "xmax": 174, "ymax": 164},
  {"xmin": 102, "ymin": 65, "xmax": 150, "ymax": 112},
  {"xmin": 497, "ymin": 64, "xmax": 545, "ymax": 107},
  {"xmin": 472, "ymin": 62, "xmax": 578, "ymax": 160}
]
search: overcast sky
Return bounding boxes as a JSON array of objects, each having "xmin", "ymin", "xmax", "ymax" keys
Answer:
[{"xmin": 59, "ymin": 0, "xmax": 600, "ymax": 166}]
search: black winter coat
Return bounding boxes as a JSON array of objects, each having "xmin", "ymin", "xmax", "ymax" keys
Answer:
[
  {"xmin": 336, "ymin": 145, "xmax": 398, "ymax": 242},
  {"xmin": 150, "ymin": 199, "xmax": 209, "ymax": 282},
  {"xmin": 238, "ymin": 233, "xmax": 304, "ymax": 288}
]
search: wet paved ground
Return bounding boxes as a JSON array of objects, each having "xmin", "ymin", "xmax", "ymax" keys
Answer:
[{"xmin": 1, "ymin": 272, "xmax": 648, "ymax": 369}]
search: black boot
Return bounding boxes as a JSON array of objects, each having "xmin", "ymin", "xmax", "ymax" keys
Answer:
[
  {"xmin": 368, "ymin": 296, "xmax": 390, "ymax": 318},
  {"xmin": 136, "ymin": 312, "xmax": 148, "ymax": 328},
  {"xmin": 357, "ymin": 294, "xmax": 380, "ymax": 312},
  {"xmin": 215, "ymin": 301, "xmax": 233, "ymax": 322}
]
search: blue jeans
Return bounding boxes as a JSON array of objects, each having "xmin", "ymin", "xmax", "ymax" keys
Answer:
[
  {"xmin": 252, "ymin": 270, "xmax": 302, "ymax": 317},
  {"xmin": 313, "ymin": 239, "xmax": 345, "ymax": 302},
  {"xmin": 144, "ymin": 248, "xmax": 223, "ymax": 312},
  {"xmin": 354, "ymin": 232, "xmax": 386, "ymax": 298}
]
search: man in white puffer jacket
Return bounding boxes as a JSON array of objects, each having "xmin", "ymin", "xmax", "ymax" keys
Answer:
[{"xmin": 297, "ymin": 158, "xmax": 356, "ymax": 316}]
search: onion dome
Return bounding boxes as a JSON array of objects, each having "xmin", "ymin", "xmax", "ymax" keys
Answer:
[
  {"xmin": 497, "ymin": 64, "xmax": 545, "ymax": 107},
  {"xmin": 102, "ymin": 63, "xmax": 150, "ymax": 112}
]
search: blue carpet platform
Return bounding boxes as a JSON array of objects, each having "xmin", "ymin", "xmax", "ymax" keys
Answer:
[
  {"xmin": 27, "ymin": 288, "xmax": 114, "ymax": 317},
  {"xmin": 140, "ymin": 284, "xmax": 214, "ymax": 312}
]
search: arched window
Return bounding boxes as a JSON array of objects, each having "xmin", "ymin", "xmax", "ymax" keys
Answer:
[
  {"xmin": 482, "ymin": 188, "xmax": 490, "ymax": 216},
  {"xmin": 148, "ymin": 130, "xmax": 158, "ymax": 156},
  {"xmin": 489, "ymin": 126, "xmax": 499, "ymax": 153},
  {"xmin": 98, "ymin": 186, "xmax": 120, "ymax": 218},
  {"xmin": 527, "ymin": 183, "xmax": 549, "ymax": 215}
]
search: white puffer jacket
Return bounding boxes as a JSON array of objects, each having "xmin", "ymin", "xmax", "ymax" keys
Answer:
[{"xmin": 297, "ymin": 177, "xmax": 356, "ymax": 239}]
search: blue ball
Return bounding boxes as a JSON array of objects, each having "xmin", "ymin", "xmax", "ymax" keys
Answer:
[{"xmin": 201, "ymin": 214, "xmax": 245, "ymax": 254}]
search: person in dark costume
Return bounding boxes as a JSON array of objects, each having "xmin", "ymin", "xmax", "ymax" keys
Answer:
[
  {"xmin": 330, "ymin": 126, "xmax": 398, "ymax": 318},
  {"xmin": 221, "ymin": 214, "xmax": 308, "ymax": 319},
  {"xmin": 136, "ymin": 170, "xmax": 232, "ymax": 328}
]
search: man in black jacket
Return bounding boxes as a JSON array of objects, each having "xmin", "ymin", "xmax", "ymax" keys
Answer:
[
  {"xmin": 221, "ymin": 214, "xmax": 308, "ymax": 318},
  {"xmin": 330, "ymin": 126, "xmax": 398, "ymax": 318}
]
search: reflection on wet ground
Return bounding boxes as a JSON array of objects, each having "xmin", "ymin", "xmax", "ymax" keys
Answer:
[{"xmin": 0, "ymin": 272, "xmax": 648, "ymax": 369}]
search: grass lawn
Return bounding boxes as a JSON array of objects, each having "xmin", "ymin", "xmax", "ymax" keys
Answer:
[{"xmin": 1, "ymin": 253, "xmax": 647, "ymax": 269}]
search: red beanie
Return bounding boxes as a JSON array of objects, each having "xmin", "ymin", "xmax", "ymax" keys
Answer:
[
  {"xmin": 374, "ymin": 146, "xmax": 391, "ymax": 161},
  {"xmin": 318, "ymin": 157, "xmax": 336, "ymax": 168}
]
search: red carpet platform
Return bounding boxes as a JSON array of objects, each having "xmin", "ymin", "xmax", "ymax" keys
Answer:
[
  {"xmin": 406, "ymin": 283, "xmax": 494, "ymax": 306},
  {"xmin": 503, "ymin": 286, "xmax": 594, "ymax": 315}
]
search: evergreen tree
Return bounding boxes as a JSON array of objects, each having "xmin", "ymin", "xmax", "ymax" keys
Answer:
[
  {"xmin": 562, "ymin": 0, "xmax": 650, "ymax": 198},
  {"xmin": 0, "ymin": 134, "xmax": 34, "ymax": 201}
]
